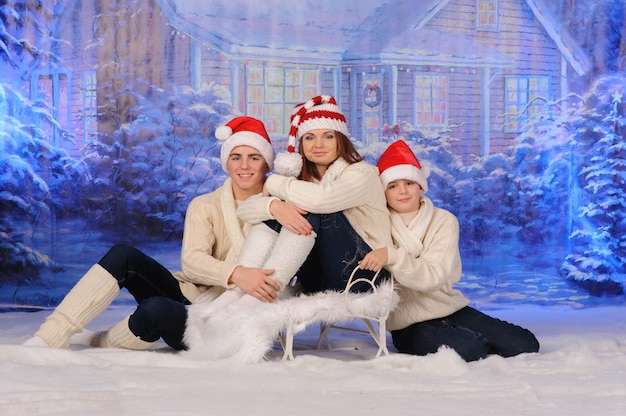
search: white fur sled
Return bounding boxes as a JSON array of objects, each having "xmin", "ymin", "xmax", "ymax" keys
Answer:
[{"xmin": 182, "ymin": 268, "xmax": 398, "ymax": 364}]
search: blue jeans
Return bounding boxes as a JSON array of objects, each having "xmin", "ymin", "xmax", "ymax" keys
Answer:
[
  {"xmin": 391, "ymin": 306, "xmax": 540, "ymax": 361},
  {"xmin": 99, "ymin": 243, "xmax": 190, "ymax": 305},
  {"xmin": 296, "ymin": 212, "xmax": 389, "ymax": 294},
  {"xmin": 128, "ymin": 297, "xmax": 188, "ymax": 350},
  {"xmin": 98, "ymin": 244, "xmax": 189, "ymax": 350}
]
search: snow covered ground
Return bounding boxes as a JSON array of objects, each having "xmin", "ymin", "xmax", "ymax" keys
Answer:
[{"xmin": 1, "ymin": 304, "xmax": 625, "ymax": 416}]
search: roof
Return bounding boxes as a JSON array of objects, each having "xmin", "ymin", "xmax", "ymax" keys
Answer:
[{"xmin": 155, "ymin": 0, "xmax": 589, "ymax": 73}]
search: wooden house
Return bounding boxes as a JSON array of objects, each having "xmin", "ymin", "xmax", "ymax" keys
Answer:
[{"xmin": 36, "ymin": 0, "xmax": 589, "ymax": 161}]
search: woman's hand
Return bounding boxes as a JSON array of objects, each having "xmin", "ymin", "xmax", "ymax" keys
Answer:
[
  {"xmin": 358, "ymin": 247, "xmax": 388, "ymax": 271},
  {"xmin": 269, "ymin": 200, "xmax": 313, "ymax": 235}
]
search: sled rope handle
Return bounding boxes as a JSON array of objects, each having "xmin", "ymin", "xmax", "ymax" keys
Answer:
[{"xmin": 343, "ymin": 266, "xmax": 393, "ymax": 318}]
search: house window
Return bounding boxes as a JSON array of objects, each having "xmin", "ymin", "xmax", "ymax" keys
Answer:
[
  {"xmin": 30, "ymin": 70, "xmax": 71, "ymax": 149},
  {"xmin": 504, "ymin": 76, "xmax": 550, "ymax": 132},
  {"xmin": 246, "ymin": 65, "xmax": 319, "ymax": 137},
  {"xmin": 476, "ymin": 0, "xmax": 499, "ymax": 31},
  {"xmin": 82, "ymin": 71, "xmax": 98, "ymax": 143},
  {"xmin": 414, "ymin": 73, "xmax": 448, "ymax": 128},
  {"xmin": 362, "ymin": 75, "xmax": 383, "ymax": 144}
]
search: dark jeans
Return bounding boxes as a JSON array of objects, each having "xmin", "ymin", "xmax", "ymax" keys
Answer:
[
  {"xmin": 98, "ymin": 244, "xmax": 189, "ymax": 350},
  {"xmin": 391, "ymin": 306, "xmax": 540, "ymax": 362},
  {"xmin": 296, "ymin": 212, "xmax": 389, "ymax": 294},
  {"xmin": 128, "ymin": 297, "xmax": 188, "ymax": 351}
]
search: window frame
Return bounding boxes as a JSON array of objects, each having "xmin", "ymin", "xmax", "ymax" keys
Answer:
[
  {"xmin": 30, "ymin": 69, "xmax": 72, "ymax": 149},
  {"xmin": 82, "ymin": 70, "xmax": 98, "ymax": 144},
  {"xmin": 504, "ymin": 75, "xmax": 551, "ymax": 133},
  {"xmin": 476, "ymin": 0, "xmax": 500, "ymax": 32},
  {"xmin": 361, "ymin": 74, "xmax": 383, "ymax": 144},
  {"xmin": 246, "ymin": 65, "xmax": 320, "ymax": 137},
  {"xmin": 413, "ymin": 73, "xmax": 449, "ymax": 128}
]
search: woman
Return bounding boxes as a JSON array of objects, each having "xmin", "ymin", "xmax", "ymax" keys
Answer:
[
  {"xmin": 359, "ymin": 139, "xmax": 540, "ymax": 361},
  {"xmin": 23, "ymin": 116, "xmax": 281, "ymax": 351}
]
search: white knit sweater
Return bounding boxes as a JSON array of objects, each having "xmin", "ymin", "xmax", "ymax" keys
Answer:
[
  {"xmin": 173, "ymin": 178, "xmax": 251, "ymax": 302},
  {"xmin": 237, "ymin": 158, "xmax": 393, "ymax": 251},
  {"xmin": 385, "ymin": 197, "xmax": 469, "ymax": 331}
]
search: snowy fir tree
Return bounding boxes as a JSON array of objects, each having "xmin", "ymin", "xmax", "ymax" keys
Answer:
[
  {"xmin": 80, "ymin": 82, "xmax": 232, "ymax": 238},
  {"xmin": 506, "ymin": 97, "xmax": 583, "ymax": 255},
  {"xmin": 561, "ymin": 75, "xmax": 626, "ymax": 296},
  {"xmin": 0, "ymin": 2, "xmax": 86, "ymax": 284},
  {"xmin": 1, "ymin": 85, "xmax": 52, "ymax": 281}
]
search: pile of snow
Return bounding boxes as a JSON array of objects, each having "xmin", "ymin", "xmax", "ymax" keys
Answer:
[{"xmin": 1, "ymin": 304, "xmax": 625, "ymax": 415}]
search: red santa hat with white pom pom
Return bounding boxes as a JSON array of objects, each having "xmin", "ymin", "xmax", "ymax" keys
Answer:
[
  {"xmin": 215, "ymin": 116, "xmax": 275, "ymax": 172},
  {"xmin": 377, "ymin": 139, "xmax": 430, "ymax": 193},
  {"xmin": 274, "ymin": 95, "xmax": 349, "ymax": 177}
]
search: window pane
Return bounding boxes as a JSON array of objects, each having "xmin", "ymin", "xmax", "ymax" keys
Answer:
[
  {"xmin": 285, "ymin": 86, "xmax": 300, "ymax": 102},
  {"xmin": 249, "ymin": 85, "xmax": 264, "ymax": 102},
  {"xmin": 248, "ymin": 68, "xmax": 263, "ymax": 84},
  {"xmin": 266, "ymin": 86, "xmax": 283, "ymax": 102},
  {"xmin": 303, "ymin": 87, "xmax": 317, "ymax": 100},
  {"xmin": 82, "ymin": 71, "xmax": 98, "ymax": 143},
  {"xmin": 303, "ymin": 71, "xmax": 318, "ymax": 86},
  {"xmin": 266, "ymin": 68, "xmax": 284, "ymax": 85},
  {"xmin": 248, "ymin": 103, "xmax": 263, "ymax": 118}
]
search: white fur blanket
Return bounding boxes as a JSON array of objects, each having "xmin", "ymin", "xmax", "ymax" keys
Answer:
[{"xmin": 182, "ymin": 280, "xmax": 398, "ymax": 364}]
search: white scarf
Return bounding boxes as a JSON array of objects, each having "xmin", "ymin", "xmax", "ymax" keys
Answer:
[
  {"xmin": 220, "ymin": 177, "xmax": 249, "ymax": 261},
  {"xmin": 389, "ymin": 196, "xmax": 435, "ymax": 258},
  {"xmin": 318, "ymin": 157, "xmax": 349, "ymax": 184}
]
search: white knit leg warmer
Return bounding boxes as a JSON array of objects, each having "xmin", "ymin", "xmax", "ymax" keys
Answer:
[
  {"xmin": 263, "ymin": 228, "xmax": 317, "ymax": 289},
  {"xmin": 227, "ymin": 228, "xmax": 317, "ymax": 308},
  {"xmin": 90, "ymin": 315, "xmax": 154, "ymax": 350},
  {"xmin": 29, "ymin": 264, "xmax": 120, "ymax": 349},
  {"xmin": 238, "ymin": 223, "xmax": 279, "ymax": 268}
]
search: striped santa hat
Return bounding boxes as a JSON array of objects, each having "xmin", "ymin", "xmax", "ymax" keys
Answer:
[{"xmin": 274, "ymin": 95, "xmax": 349, "ymax": 176}]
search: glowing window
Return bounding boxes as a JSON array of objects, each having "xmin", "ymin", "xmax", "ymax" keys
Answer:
[
  {"xmin": 476, "ymin": 0, "xmax": 499, "ymax": 31},
  {"xmin": 246, "ymin": 65, "xmax": 319, "ymax": 136},
  {"xmin": 504, "ymin": 75, "xmax": 550, "ymax": 132},
  {"xmin": 414, "ymin": 74, "xmax": 448, "ymax": 128}
]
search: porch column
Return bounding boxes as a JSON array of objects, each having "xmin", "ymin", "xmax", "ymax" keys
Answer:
[
  {"xmin": 480, "ymin": 67, "xmax": 491, "ymax": 156},
  {"xmin": 388, "ymin": 65, "xmax": 398, "ymax": 125}
]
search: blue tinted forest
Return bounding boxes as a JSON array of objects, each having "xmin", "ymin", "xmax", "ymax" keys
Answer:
[{"xmin": 1, "ymin": 0, "xmax": 625, "ymax": 308}]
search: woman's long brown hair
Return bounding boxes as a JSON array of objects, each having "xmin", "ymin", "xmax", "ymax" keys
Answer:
[{"xmin": 298, "ymin": 131, "xmax": 363, "ymax": 182}]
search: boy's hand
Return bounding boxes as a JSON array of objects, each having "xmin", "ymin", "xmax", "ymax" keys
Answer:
[
  {"xmin": 229, "ymin": 266, "xmax": 281, "ymax": 302},
  {"xmin": 358, "ymin": 247, "xmax": 388, "ymax": 271}
]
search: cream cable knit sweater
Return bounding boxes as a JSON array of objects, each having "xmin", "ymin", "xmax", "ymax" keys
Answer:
[
  {"xmin": 385, "ymin": 197, "xmax": 469, "ymax": 331},
  {"xmin": 237, "ymin": 158, "xmax": 393, "ymax": 251},
  {"xmin": 173, "ymin": 178, "xmax": 252, "ymax": 303}
]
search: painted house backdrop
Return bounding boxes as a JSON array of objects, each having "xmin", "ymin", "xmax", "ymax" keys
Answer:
[{"xmin": 1, "ymin": 0, "xmax": 625, "ymax": 310}]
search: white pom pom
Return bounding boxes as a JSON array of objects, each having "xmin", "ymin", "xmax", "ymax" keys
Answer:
[
  {"xmin": 274, "ymin": 152, "xmax": 303, "ymax": 177},
  {"xmin": 215, "ymin": 125, "xmax": 232, "ymax": 141}
]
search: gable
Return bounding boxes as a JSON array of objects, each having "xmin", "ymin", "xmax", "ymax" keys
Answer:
[{"xmin": 156, "ymin": 0, "xmax": 588, "ymax": 74}]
